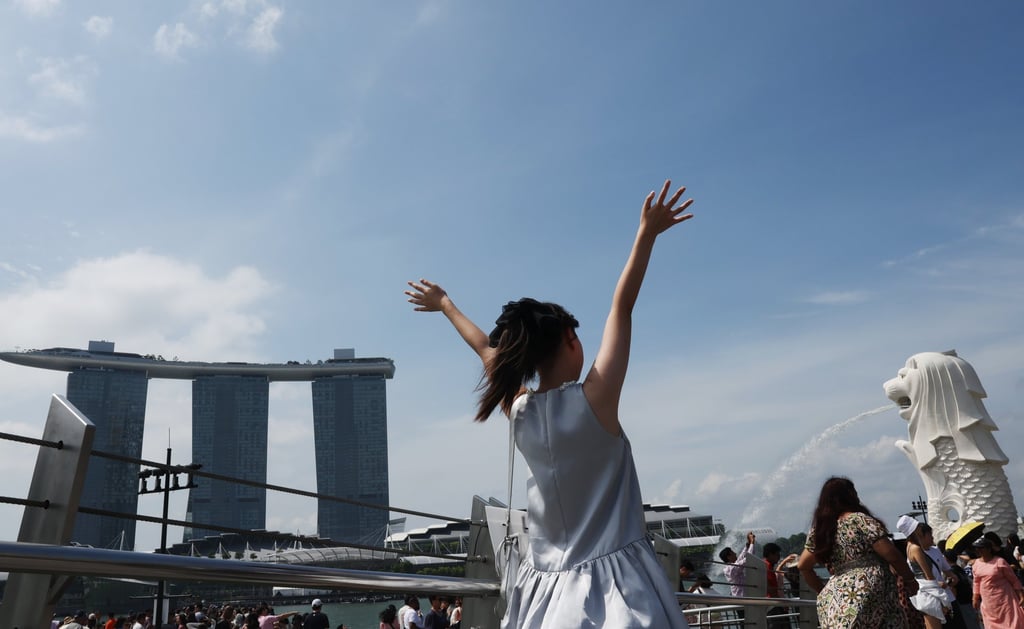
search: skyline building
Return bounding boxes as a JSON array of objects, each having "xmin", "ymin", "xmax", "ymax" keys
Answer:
[
  {"xmin": 185, "ymin": 374, "xmax": 270, "ymax": 541},
  {"xmin": 64, "ymin": 340, "xmax": 148, "ymax": 550},
  {"xmin": 0, "ymin": 342, "xmax": 395, "ymax": 550},
  {"xmin": 312, "ymin": 349, "xmax": 391, "ymax": 544}
]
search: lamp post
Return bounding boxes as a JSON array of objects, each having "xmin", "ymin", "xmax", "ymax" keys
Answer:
[
  {"xmin": 138, "ymin": 449, "xmax": 201, "ymax": 627},
  {"xmin": 911, "ymin": 495, "xmax": 928, "ymax": 524}
]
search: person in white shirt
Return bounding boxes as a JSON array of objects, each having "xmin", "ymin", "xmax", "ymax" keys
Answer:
[
  {"xmin": 397, "ymin": 595, "xmax": 418, "ymax": 629},
  {"xmin": 402, "ymin": 598, "xmax": 424, "ymax": 629},
  {"xmin": 720, "ymin": 531, "xmax": 757, "ymax": 597}
]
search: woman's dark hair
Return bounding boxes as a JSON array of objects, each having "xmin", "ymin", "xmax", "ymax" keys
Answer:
[
  {"xmin": 476, "ymin": 298, "xmax": 578, "ymax": 421},
  {"xmin": 380, "ymin": 606, "xmax": 397, "ymax": 623},
  {"xmin": 911, "ymin": 522, "xmax": 933, "ymax": 544},
  {"xmin": 810, "ymin": 476, "xmax": 882, "ymax": 563},
  {"xmin": 973, "ymin": 537, "xmax": 994, "ymax": 552}
]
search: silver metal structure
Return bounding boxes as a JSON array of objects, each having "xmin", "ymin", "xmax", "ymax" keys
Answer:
[
  {"xmin": 0, "ymin": 541, "xmax": 500, "ymax": 594},
  {"xmin": 0, "ymin": 395, "xmax": 95, "ymax": 629}
]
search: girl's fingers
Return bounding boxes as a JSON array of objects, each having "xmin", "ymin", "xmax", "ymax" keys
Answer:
[
  {"xmin": 643, "ymin": 190, "xmax": 655, "ymax": 210},
  {"xmin": 666, "ymin": 186, "xmax": 686, "ymax": 208},
  {"xmin": 657, "ymin": 179, "xmax": 671, "ymax": 206},
  {"xmin": 671, "ymin": 199, "xmax": 694, "ymax": 215}
]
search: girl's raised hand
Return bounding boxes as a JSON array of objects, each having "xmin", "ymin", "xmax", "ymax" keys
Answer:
[
  {"xmin": 405, "ymin": 278, "xmax": 449, "ymax": 312},
  {"xmin": 639, "ymin": 179, "xmax": 694, "ymax": 238}
]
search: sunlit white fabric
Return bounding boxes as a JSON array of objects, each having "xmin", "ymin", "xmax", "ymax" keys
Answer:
[{"xmin": 502, "ymin": 383, "xmax": 687, "ymax": 628}]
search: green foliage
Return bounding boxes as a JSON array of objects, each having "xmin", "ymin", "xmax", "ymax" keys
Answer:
[{"xmin": 773, "ymin": 532, "xmax": 807, "ymax": 556}]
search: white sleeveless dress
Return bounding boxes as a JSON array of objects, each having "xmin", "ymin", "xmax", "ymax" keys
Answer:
[{"xmin": 502, "ymin": 382, "xmax": 688, "ymax": 628}]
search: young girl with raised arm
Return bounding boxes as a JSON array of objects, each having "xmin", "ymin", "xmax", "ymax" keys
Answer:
[{"xmin": 406, "ymin": 180, "xmax": 694, "ymax": 629}]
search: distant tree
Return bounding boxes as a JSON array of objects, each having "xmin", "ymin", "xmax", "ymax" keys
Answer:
[{"xmin": 773, "ymin": 532, "xmax": 807, "ymax": 556}]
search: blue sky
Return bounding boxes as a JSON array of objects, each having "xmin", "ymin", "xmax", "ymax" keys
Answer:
[{"xmin": 1, "ymin": 1, "xmax": 1022, "ymax": 553}]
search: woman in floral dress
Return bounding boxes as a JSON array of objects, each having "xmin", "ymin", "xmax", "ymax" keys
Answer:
[{"xmin": 798, "ymin": 477, "xmax": 919, "ymax": 628}]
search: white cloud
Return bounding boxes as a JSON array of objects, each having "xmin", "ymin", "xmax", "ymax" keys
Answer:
[
  {"xmin": 154, "ymin": 23, "xmax": 200, "ymax": 60},
  {"xmin": 199, "ymin": 2, "xmax": 220, "ymax": 20},
  {"xmin": 804, "ymin": 290, "xmax": 871, "ymax": 306},
  {"xmin": 696, "ymin": 471, "xmax": 762, "ymax": 498},
  {"xmin": 151, "ymin": 2, "xmax": 285, "ymax": 59},
  {"xmin": 243, "ymin": 6, "xmax": 282, "ymax": 52},
  {"xmin": 0, "ymin": 111, "xmax": 83, "ymax": 142},
  {"xmin": 222, "ymin": 0, "xmax": 254, "ymax": 15},
  {"xmin": 0, "ymin": 251, "xmax": 274, "ymax": 357},
  {"xmin": 12, "ymin": 0, "xmax": 59, "ymax": 17},
  {"xmin": 83, "ymin": 16, "xmax": 114, "ymax": 40},
  {"xmin": 654, "ymin": 478, "xmax": 684, "ymax": 505},
  {"xmin": 28, "ymin": 56, "xmax": 96, "ymax": 106},
  {"xmin": 0, "ymin": 262, "xmax": 36, "ymax": 280}
]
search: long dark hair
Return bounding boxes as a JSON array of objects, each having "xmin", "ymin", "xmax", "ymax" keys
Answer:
[
  {"xmin": 810, "ymin": 476, "xmax": 883, "ymax": 563},
  {"xmin": 476, "ymin": 298, "xmax": 578, "ymax": 421}
]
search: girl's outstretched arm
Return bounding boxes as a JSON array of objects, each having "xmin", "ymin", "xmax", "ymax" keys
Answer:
[
  {"xmin": 583, "ymin": 180, "xmax": 694, "ymax": 435},
  {"xmin": 406, "ymin": 278, "xmax": 495, "ymax": 365}
]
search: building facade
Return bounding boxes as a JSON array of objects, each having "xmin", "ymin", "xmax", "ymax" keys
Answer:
[
  {"xmin": 185, "ymin": 375, "xmax": 270, "ymax": 540},
  {"xmin": 311, "ymin": 369, "xmax": 390, "ymax": 545},
  {"xmin": 65, "ymin": 359, "xmax": 148, "ymax": 550}
]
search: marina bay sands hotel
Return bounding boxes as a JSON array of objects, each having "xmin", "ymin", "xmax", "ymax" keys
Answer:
[{"xmin": 0, "ymin": 341, "xmax": 395, "ymax": 552}]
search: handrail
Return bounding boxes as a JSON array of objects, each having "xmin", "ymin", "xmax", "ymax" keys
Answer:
[
  {"xmin": 677, "ymin": 592, "xmax": 816, "ymax": 608},
  {"xmin": 0, "ymin": 541, "xmax": 499, "ymax": 596},
  {"xmin": 0, "ymin": 540, "xmax": 820, "ymax": 606}
]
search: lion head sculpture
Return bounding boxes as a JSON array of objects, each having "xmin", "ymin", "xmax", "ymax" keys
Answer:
[{"xmin": 883, "ymin": 350, "xmax": 1008, "ymax": 470}]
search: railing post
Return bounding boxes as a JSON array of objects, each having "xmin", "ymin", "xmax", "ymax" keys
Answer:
[
  {"xmin": 744, "ymin": 557, "xmax": 767, "ymax": 628},
  {"xmin": 651, "ymin": 533, "xmax": 680, "ymax": 591},
  {"xmin": 462, "ymin": 496, "xmax": 501, "ymax": 629},
  {"xmin": 0, "ymin": 395, "xmax": 95, "ymax": 629},
  {"xmin": 797, "ymin": 574, "xmax": 818, "ymax": 627}
]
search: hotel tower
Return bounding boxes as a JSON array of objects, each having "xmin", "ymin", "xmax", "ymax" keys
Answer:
[{"xmin": 0, "ymin": 342, "xmax": 395, "ymax": 549}]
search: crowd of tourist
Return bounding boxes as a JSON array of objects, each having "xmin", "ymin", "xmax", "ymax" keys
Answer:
[
  {"xmin": 794, "ymin": 476, "xmax": 1024, "ymax": 629},
  {"xmin": 379, "ymin": 595, "xmax": 461, "ymax": 629},
  {"xmin": 53, "ymin": 600, "xmax": 346, "ymax": 629},
  {"xmin": 671, "ymin": 476, "xmax": 1024, "ymax": 629}
]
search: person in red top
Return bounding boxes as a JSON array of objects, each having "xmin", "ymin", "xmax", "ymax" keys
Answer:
[
  {"xmin": 764, "ymin": 542, "xmax": 782, "ymax": 598},
  {"xmin": 104, "ymin": 612, "xmax": 118, "ymax": 629},
  {"xmin": 763, "ymin": 542, "xmax": 790, "ymax": 629}
]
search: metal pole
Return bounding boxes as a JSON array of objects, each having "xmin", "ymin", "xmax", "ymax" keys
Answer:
[
  {"xmin": 912, "ymin": 495, "xmax": 928, "ymax": 525},
  {"xmin": 156, "ymin": 447, "xmax": 171, "ymax": 628}
]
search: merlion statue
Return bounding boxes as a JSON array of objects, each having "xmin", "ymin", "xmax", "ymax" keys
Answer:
[{"xmin": 883, "ymin": 350, "xmax": 1018, "ymax": 541}]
